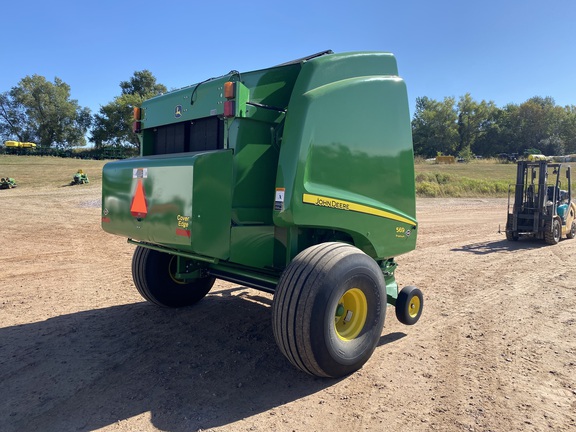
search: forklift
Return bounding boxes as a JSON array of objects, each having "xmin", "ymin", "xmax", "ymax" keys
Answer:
[{"xmin": 505, "ymin": 160, "xmax": 576, "ymax": 244}]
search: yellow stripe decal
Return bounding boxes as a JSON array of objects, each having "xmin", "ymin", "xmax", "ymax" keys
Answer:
[{"xmin": 302, "ymin": 193, "xmax": 416, "ymax": 226}]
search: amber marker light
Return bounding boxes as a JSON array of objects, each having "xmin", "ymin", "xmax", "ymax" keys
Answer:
[{"xmin": 224, "ymin": 82, "xmax": 235, "ymax": 99}]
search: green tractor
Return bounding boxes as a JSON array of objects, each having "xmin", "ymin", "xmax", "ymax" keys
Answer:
[
  {"xmin": 0, "ymin": 177, "xmax": 17, "ymax": 189},
  {"xmin": 71, "ymin": 169, "xmax": 89, "ymax": 185},
  {"xmin": 102, "ymin": 51, "xmax": 423, "ymax": 377}
]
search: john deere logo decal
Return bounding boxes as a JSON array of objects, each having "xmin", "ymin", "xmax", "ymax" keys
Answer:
[{"xmin": 175, "ymin": 105, "xmax": 182, "ymax": 118}]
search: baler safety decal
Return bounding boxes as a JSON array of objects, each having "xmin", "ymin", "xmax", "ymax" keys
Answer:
[
  {"xmin": 176, "ymin": 214, "xmax": 191, "ymax": 238},
  {"xmin": 274, "ymin": 188, "xmax": 285, "ymax": 211},
  {"xmin": 130, "ymin": 179, "xmax": 148, "ymax": 218},
  {"xmin": 302, "ymin": 193, "xmax": 416, "ymax": 226}
]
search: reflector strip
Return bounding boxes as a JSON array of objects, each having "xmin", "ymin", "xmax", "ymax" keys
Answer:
[
  {"xmin": 302, "ymin": 193, "xmax": 416, "ymax": 226},
  {"xmin": 176, "ymin": 228, "xmax": 191, "ymax": 238},
  {"xmin": 130, "ymin": 179, "xmax": 148, "ymax": 218},
  {"xmin": 224, "ymin": 100, "xmax": 235, "ymax": 117}
]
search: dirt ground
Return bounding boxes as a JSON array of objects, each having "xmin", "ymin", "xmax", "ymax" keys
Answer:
[{"xmin": 1, "ymin": 182, "xmax": 575, "ymax": 432}]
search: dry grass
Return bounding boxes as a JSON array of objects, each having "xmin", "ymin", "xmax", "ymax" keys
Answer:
[
  {"xmin": 0, "ymin": 155, "xmax": 109, "ymax": 189},
  {"xmin": 415, "ymin": 158, "xmax": 517, "ymax": 181}
]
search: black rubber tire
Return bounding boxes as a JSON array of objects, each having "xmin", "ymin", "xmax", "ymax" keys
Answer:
[
  {"xmin": 505, "ymin": 215, "xmax": 518, "ymax": 241},
  {"xmin": 272, "ymin": 242, "xmax": 386, "ymax": 378},
  {"xmin": 544, "ymin": 218, "xmax": 561, "ymax": 245},
  {"xmin": 505, "ymin": 230, "xmax": 519, "ymax": 241},
  {"xmin": 567, "ymin": 221, "xmax": 576, "ymax": 239},
  {"xmin": 132, "ymin": 246, "xmax": 215, "ymax": 307},
  {"xmin": 395, "ymin": 286, "xmax": 424, "ymax": 325}
]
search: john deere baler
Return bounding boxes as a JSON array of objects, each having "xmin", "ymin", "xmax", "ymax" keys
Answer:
[{"xmin": 102, "ymin": 51, "xmax": 423, "ymax": 377}]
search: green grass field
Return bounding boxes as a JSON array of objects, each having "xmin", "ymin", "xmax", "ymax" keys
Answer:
[
  {"xmin": 2, "ymin": 155, "xmax": 576, "ymax": 198},
  {"xmin": 415, "ymin": 158, "xmax": 576, "ymax": 198}
]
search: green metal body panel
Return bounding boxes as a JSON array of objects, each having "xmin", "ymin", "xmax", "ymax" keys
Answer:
[
  {"xmin": 273, "ymin": 52, "xmax": 417, "ymax": 259},
  {"xmin": 102, "ymin": 150, "xmax": 233, "ymax": 259},
  {"xmin": 139, "ymin": 64, "xmax": 299, "ymax": 152},
  {"xmin": 101, "ymin": 51, "xmax": 417, "ymax": 296},
  {"xmin": 230, "ymin": 225, "xmax": 275, "ymax": 268}
]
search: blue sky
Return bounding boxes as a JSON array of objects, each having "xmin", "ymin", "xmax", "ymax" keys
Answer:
[{"xmin": 1, "ymin": 0, "xmax": 575, "ymax": 118}]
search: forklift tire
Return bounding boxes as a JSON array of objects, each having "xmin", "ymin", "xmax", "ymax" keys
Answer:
[
  {"xmin": 272, "ymin": 242, "xmax": 386, "ymax": 378},
  {"xmin": 505, "ymin": 215, "xmax": 518, "ymax": 241},
  {"xmin": 132, "ymin": 246, "xmax": 215, "ymax": 308},
  {"xmin": 395, "ymin": 286, "xmax": 423, "ymax": 325},
  {"xmin": 567, "ymin": 221, "xmax": 576, "ymax": 239},
  {"xmin": 505, "ymin": 230, "xmax": 519, "ymax": 241},
  {"xmin": 544, "ymin": 219, "xmax": 561, "ymax": 245}
]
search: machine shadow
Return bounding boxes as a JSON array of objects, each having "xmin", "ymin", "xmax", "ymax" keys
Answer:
[
  {"xmin": 450, "ymin": 237, "xmax": 551, "ymax": 255},
  {"xmin": 1, "ymin": 286, "xmax": 400, "ymax": 432},
  {"xmin": 378, "ymin": 331, "xmax": 406, "ymax": 347}
]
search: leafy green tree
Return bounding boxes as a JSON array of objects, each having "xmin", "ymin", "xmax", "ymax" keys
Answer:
[
  {"xmin": 412, "ymin": 96, "xmax": 458, "ymax": 158},
  {"xmin": 119, "ymin": 70, "xmax": 166, "ymax": 97},
  {"xmin": 539, "ymin": 134, "xmax": 565, "ymax": 156},
  {"xmin": 470, "ymin": 106, "xmax": 504, "ymax": 157},
  {"xmin": 457, "ymin": 93, "xmax": 498, "ymax": 160},
  {"xmin": 490, "ymin": 103, "xmax": 523, "ymax": 155},
  {"xmin": 559, "ymin": 105, "xmax": 576, "ymax": 154},
  {"xmin": 494, "ymin": 97, "xmax": 571, "ymax": 156},
  {"xmin": 0, "ymin": 75, "xmax": 90, "ymax": 147},
  {"xmin": 90, "ymin": 70, "xmax": 166, "ymax": 149},
  {"xmin": 0, "ymin": 92, "xmax": 32, "ymax": 142},
  {"xmin": 516, "ymin": 97, "xmax": 555, "ymax": 151}
]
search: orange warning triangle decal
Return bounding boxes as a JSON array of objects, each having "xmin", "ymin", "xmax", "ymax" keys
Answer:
[{"xmin": 130, "ymin": 179, "xmax": 148, "ymax": 218}]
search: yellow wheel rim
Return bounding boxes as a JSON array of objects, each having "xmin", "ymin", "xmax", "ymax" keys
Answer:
[
  {"xmin": 408, "ymin": 295, "xmax": 421, "ymax": 318},
  {"xmin": 168, "ymin": 256, "xmax": 187, "ymax": 285},
  {"xmin": 334, "ymin": 288, "xmax": 368, "ymax": 340}
]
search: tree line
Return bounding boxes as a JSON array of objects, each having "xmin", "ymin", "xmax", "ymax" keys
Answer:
[
  {"xmin": 0, "ymin": 71, "xmax": 166, "ymax": 151},
  {"xmin": 412, "ymin": 94, "xmax": 576, "ymax": 159},
  {"xmin": 1, "ymin": 71, "xmax": 575, "ymax": 159}
]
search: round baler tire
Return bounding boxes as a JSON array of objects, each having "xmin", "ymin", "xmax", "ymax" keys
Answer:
[
  {"xmin": 272, "ymin": 242, "xmax": 386, "ymax": 378},
  {"xmin": 395, "ymin": 285, "xmax": 424, "ymax": 325},
  {"xmin": 132, "ymin": 246, "xmax": 215, "ymax": 307},
  {"xmin": 544, "ymin": 218, "xmax": 561, "ymax": 245}
]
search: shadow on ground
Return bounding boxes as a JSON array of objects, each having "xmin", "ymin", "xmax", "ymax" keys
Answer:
[
  {"xmin": 450, "ymin": 237, "xmax": 553, "ymax": 255},
  {"xmin": 1, "ymin": 287, "xmax": 402, "ymax": 432}
]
